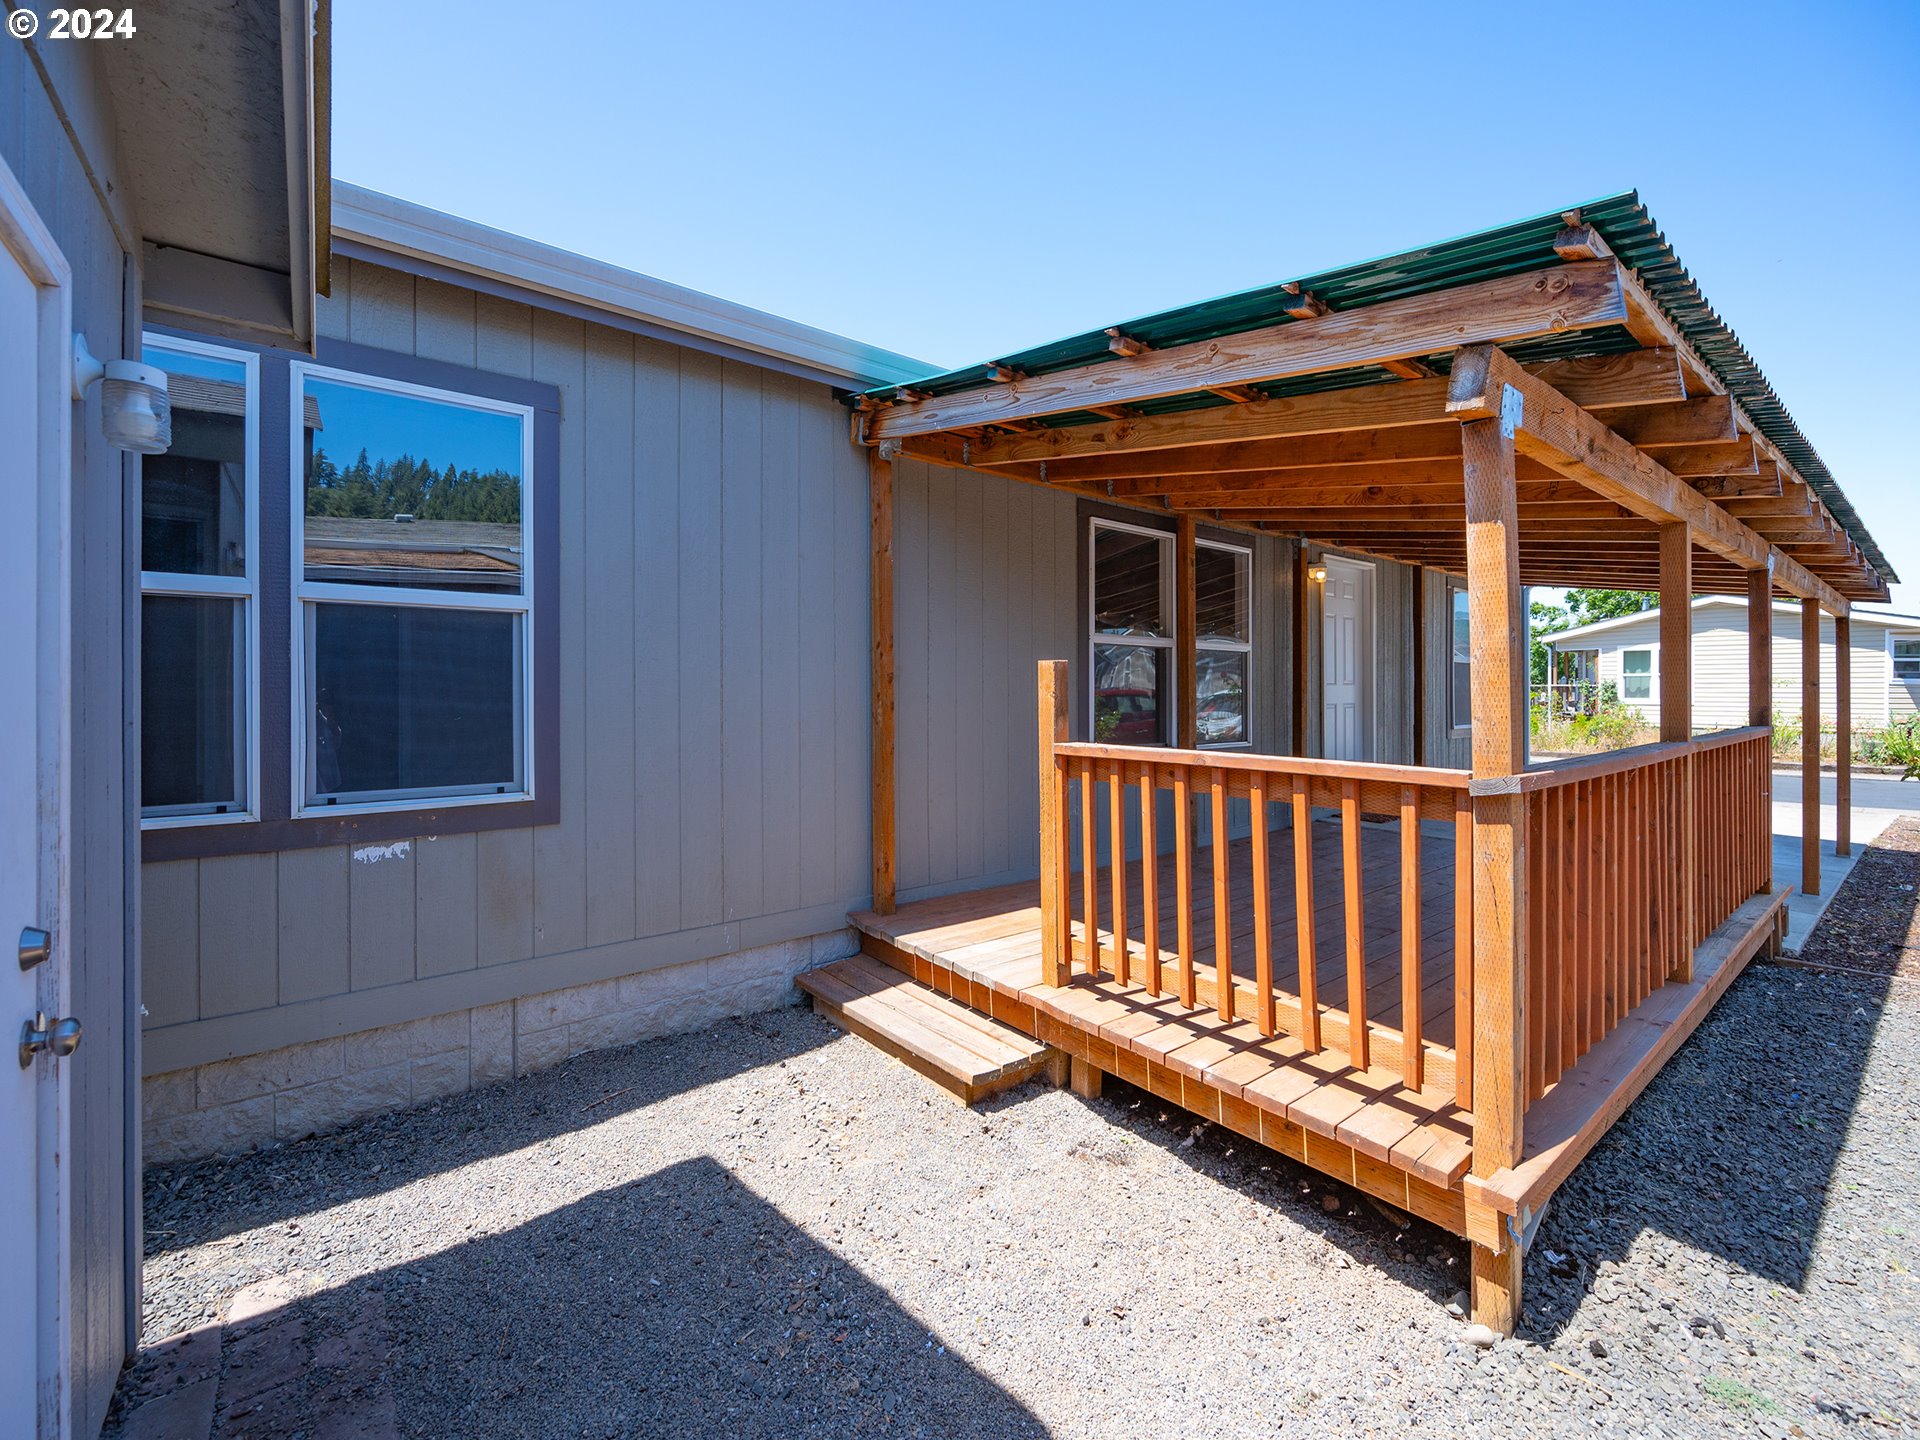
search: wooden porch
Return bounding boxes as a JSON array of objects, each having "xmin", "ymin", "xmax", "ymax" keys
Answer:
[
  {"xmin": 845, "ymin": 203, "xmax": 1885, "ymax": 1333},
  {"xmin": 850, "ymin": 721, "xmax": 1790, "ymax": 1266}
]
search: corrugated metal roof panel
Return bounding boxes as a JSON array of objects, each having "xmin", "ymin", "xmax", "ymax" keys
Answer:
[{"xmin": 861, "ymin": 194, "xmax": 1893, "ymax": 586}]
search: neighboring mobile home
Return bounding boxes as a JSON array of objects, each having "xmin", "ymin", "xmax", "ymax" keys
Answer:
[{"xmin": 1543, "ymin": 597, "xmax": 1920, "ymax": 731}]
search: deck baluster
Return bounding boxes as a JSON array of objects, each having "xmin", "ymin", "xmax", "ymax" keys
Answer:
[
  {"xmin": 1251, "ymin": 774, "xmax": 1276, "ymax": 1036},
  {"xmin": 1174, "ymin": 765, "xmax": 1195, "ymax": 1007},
  {"xmin": 1340, "ymin": 778, "xmax": 1368, "ymax": 1070},
  {"xmin": 1080, "ymin": 758, "xmax": 1098, "ymax": 977},
  {"xmin": 1292, "ymin": 776, "xmax": 1321, "ymax": 1053},
  {"xmin": 1139, "ymin": 765, "xmax": 1161, "ymax": 996},
  {"xmin": 1211, "ymin": 768, "xmax": 1234, "ymax": 1022}
]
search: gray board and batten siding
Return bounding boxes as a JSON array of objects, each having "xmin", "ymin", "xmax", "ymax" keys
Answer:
[
  {"xmin": 141, "ymin": 256, "xmax": 878, "ymax": 1075},
  {"xmin": 141, "ymin": 253, "xmax": 1476, "ymax": 1079},
  {"xmin": 4, "ymin": 33, "xmax": 145, "ymax": 1434}
]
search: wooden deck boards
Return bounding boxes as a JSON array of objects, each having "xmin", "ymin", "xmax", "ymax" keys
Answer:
[{"xmin": 850, "ymin": 829, "xmax": 1788, "ymax": 1243}]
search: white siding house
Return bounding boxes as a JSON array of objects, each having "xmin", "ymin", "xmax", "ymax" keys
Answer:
[{"xmin": 1544, "ymin": 598, "xmax": 1920, "ymax": 731}]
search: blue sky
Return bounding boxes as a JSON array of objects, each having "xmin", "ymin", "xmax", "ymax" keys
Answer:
[
  {"xmin": 333, "ymin": 0, "xmax": 1920, "ymax": 608},
  {"xmin": 305, "ymin": 376, "xmax": 522, "ymax": 477}
]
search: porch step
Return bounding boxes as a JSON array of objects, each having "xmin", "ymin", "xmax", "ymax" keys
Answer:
[{"xmin": 797, "ymin": 951, "xmax": 1058, "ymax": 1104}]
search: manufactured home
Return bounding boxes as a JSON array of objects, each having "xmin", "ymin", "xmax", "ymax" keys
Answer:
[
  {"xmin": 1544, "ymin": 596, "xmax": 1920, "ymax": 730},
  {"xmin": 3, "ymin": 16, "xmax": 1904, "ymax": 1433}
]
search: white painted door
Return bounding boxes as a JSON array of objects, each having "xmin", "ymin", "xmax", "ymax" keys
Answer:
[
  {"xmin": 1321, "ymin": 559, "xmax": 1372, "ymax": 760},
  {"xmin": 1, "ymin": 164, "xmax": 74, "ymax": 1440}
]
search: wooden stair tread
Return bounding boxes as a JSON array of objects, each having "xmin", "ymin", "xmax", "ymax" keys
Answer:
[{"xmin": 798, "ymin": 954, "xmax": 1051, "ymax": 1093}]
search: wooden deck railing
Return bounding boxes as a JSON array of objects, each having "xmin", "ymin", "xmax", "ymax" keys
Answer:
[
  {"xmin": 1035, "ymin": 665, "xmax": 1772, "ymax": 1114},
  {"xmin": 1036, "ymin": 664, "xmax": 1473, "ymax": 1096},
  {"xmin": 1511, "ymin": 726, "xmax": 1771, "ymax": 1106}
]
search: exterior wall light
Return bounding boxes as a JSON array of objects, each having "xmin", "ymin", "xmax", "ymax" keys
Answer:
[
  {"xmin": 1308, "ymin": 563, "xmax": 1328, "ymax": 583},
  {"xmin": 71, "ymin": 333, "xmax": 171, "ymax": 454}
]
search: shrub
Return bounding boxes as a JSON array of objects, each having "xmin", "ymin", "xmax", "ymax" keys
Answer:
[{"xmin": 1880, "ymin": 717, "xmax": 1920, "ymax": 780}]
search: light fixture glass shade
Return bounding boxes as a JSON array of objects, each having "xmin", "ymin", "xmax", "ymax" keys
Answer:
[{"xmin": 100, "ymin": 360, "xmax": 171, "ymax": 454}]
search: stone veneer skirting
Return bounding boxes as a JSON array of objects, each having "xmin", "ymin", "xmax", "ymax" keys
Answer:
[{"xmin": 142, "ymin": 927, "xmax": 859, "ymax": 1165}]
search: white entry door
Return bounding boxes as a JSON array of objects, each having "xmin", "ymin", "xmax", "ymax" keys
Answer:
[
  {"xmin": 1, "ymin": 160, "xmax": 75, "ymax": 1440},
  {"xmin": 1321, "ymin": 558, "xmax": 1373, "ymax": 760}
]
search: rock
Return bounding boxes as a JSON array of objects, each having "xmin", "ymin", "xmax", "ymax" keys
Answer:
[
  {"xmin": 1588, "ymin": 1338, "xmax": 1608, "ymax": 1359},
  {"xmin": 1462, "ymin": 1324, "xmax": 1498, "ymax": 1349},
  {"xmin": 1320, "ymin": 1194, "xmax": 1341, "ymax": 1214}
]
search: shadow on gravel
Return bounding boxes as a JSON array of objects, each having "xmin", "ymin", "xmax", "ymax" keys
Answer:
[
  {"xmin": 143, "ymin": 1014, "xmax": 836, "ymax": 1257},
  {"xmin": 978, "ymin": 1079, "xmax": 1466, "ymax": 1308},
  {"xmin": 277, "ymin": 1155, "xmax": 1044, "ymax": 1439},
  {"xmin": 1519, "ymin": 823, "xmax": 1914, "ymax": 1342}
]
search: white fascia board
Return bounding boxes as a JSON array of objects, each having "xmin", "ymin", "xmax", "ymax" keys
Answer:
[
  {"xmin": 331, "ymin": 182, "xmax": 934, "ymax": 387},
  {"xmin": 1545, "ymin": 596, "xmax": 1920, "ymax": 648}
]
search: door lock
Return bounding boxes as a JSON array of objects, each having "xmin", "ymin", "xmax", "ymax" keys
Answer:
[
  {"xmin": 18, "ymin": 927, "xmax": 50, "ymax": 972},
  {"xmin": 19, "ymin": 1012, "xmax": 81, "ymax": 1068}
]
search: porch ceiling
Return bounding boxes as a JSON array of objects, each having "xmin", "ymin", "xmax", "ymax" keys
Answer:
[{"xmin": 850, "ymin": 196, "xmax": 1891, "ymax": 606}]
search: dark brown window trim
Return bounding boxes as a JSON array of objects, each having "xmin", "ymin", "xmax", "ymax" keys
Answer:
[{"xmin": 141, "ymin": 330, "xmax": 562, "ymax": 863}]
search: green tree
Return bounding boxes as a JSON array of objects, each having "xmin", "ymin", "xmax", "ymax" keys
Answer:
[
  {"xmin": 1529, "ymin": 596, "xmax": 1569, "ymax": 685},
  {"xmin": 1564, "ymin": 588, "xmax": 1658, "ymax": 626}
]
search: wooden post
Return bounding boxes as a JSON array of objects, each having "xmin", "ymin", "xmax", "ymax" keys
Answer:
[
  {"xmin": 1038, "ymin": 661, "xmax": 1070, "ymax": 986},
  {"xmin": 1177, "ymin": 514, "xmax": 1201, "ymax": 883},
  {"xmin": 1748, "ymin": 566, "xmax": 1774, "ymax": 906},
  {"xmin": 1292, "ymin": 542, "xmax": 1311, "ymax": 755},
  {"xmin": 1176, "ymin": 514, "xmax": 1198, "ymax": 750},
  {"xmin": 1660, "ymin": 524, "xmax": 1695, "ymax": 981},
  {"xmin": 1835, "ymin": 614, "xmax": 1851, "ymax": 858},
  {"xmin": 1462, "ymin": 409, "xmax": 1526, "ymax": 1336},
  {"xmin": 1802, "ymin": 598, "xmax": 1821, "ymax": 898},
  {"xmin": 1411, "ymin": 566, "xmax": 1427, "ymax": 765},
  {"xmin": 1747, "ymin": 566, "xmax": 1772, "ymax": 729},
  {"xmin": 870, "ymin": 447, "xmax": 896, "ymax": 915},
  {"xmin": 1658, "ymin": 526, "xmax": 1692, "ymax": 745}
]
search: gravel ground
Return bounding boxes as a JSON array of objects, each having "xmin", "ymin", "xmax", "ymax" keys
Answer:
[{"xmin": 117, "ymin": 842, "xmax": 1920, "ymax": 1439}]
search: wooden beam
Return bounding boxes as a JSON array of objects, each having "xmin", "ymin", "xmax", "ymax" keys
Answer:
[
  {"xmin": 1612, "ymin": 259, "xmax": 1884, "ymax": 596},
  {"xmin": 1658, "ymin": 439, "xmax": 1759, "ymax": 479},
  {"xmin": 1553, "ymin": 223, "xmax": 1613, "ymax": 262},
  {"xmin": 1606, "ymin": 395, "xmax": 1738, "ymax": 449},
  {"xmin": 866, "ymin": 261, "xmax": 1627, "ymax": 440},
  {"xmin": 870, "ymin": 447, "xmax": 897, "ymax": 914},
  {"xmin": 1836, "ymin": 614, "xmax": 1852, "ymax": 858},
  {"xmin": 890, "ymin": 349, "xmax": 1685, "ymax": 469},
  {"xmin": 1802, "ymin": 598, "xmax": 1821, "ymax": 898},
  {"xmin": 1445, "ymin": 344, "xmax": 1847, "ymax": 614},
  {"xmin": 1463, "ymin": 411, "xmax": 1527, "ymax": 1336}
]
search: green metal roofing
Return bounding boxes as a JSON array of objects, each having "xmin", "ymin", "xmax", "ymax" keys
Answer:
[{"xmin": 860, "ymin": 193, "xmax": 1893, "ymax": 587}]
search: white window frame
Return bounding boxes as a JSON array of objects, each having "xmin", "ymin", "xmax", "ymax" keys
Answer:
[
  {"xmin": 1890, "ymin": 633, "xmax": 1920, "ymax": 683},
  {"xmin": 1087, "ymin": 517, "xmax": 1177, "ymax": 746},
  {"xmin": 288, "ymin": 361, "xmax": 537, "ymax": 817},
  {"xmin": 1447, "ymin": 580, "xmax": 1472, "ymax": 736},
  {"xmin": 1195, "ymin": 537, "xmax": 1254, "ymax": 750},
  {"xmin": 1620, "ymin": 646, "xmax": 1656, "ymax": 702},
  {"xmin": 140, "ymin": 333, "xmax": 261, "ymax": 829}
]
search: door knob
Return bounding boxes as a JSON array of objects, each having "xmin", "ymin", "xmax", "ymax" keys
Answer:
[{"xmin": 19, "ymin": 1012, "xmax": 81, "ymax": 1068}]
